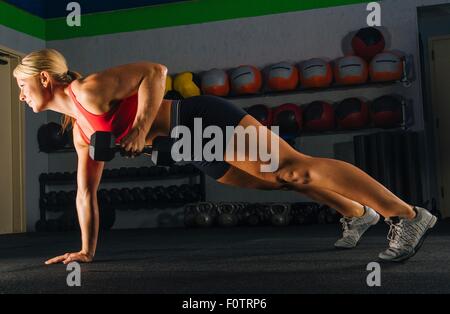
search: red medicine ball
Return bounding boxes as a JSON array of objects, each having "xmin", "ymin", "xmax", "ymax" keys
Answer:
[
  {"xmin": 335, "ymin": 98, "xmax": 370, "ymax": 130},
  {"xmin": 245, "ymin": 104, "xmax": 273, "ymax": 126},
  {"xmin": 371, "ymin": 95, "xmax": 403, "ymax": 128},
  {"xmin": 272, "ymin": 103, "xmax": 303, "ymax": 139},
  {"xmin": 303, "ymin": 101, "xmax": 335, "ymax": 132},
  {"xmin": 352, "ymin": 27, "xmax": 385, "ymax": 62}
]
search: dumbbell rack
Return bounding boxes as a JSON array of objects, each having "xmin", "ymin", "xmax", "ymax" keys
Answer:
[{"xmin": 38, "ymin": 165, "xmax": 206, "ymax": 225}]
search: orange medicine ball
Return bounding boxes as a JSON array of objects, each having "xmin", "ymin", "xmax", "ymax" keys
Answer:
[
  {"xmin": 369, "ymin": 52, "xmax": 404, "ymax": 82},
  {"xmin": 267, "ymin": 62, "xmax": 299, "ymax": 91},
  {"xmin": 201, "ymin": 68, "xmax": 230, "ymax": 96},
  {"xmin": 334, "ymin": 56, "xmax": 368, "ymax": 85},
  {"xmin": 299, "ymin": 58, "xmax": 333, "ymax": 88},
  {"xmin": 230, "ymin": 65, "xmax": 262, "ymax": 95}
]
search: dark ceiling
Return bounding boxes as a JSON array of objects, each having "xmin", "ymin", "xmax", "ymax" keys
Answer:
[{"xmin": 4, "ymin": 0, "xmax": 190, "ymax": 18}]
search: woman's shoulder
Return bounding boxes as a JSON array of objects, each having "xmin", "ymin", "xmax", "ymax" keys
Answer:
[{"xmin": 69, "ymin": 75, "xmax": 109, "ymax": 106}]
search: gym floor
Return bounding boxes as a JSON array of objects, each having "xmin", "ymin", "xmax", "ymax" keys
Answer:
[{"xmin": 2, "ymin": 220, "xmax": 450, "ymax": 294}]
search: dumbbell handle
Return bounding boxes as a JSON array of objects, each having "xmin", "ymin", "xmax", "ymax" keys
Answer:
[{"xmin": 115, "ymin": 144, "xmax": 153, "ymax": 157}]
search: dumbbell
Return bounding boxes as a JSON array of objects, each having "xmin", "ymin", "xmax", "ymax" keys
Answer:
[
  {"xmin": 166, "ymin": 185, "xmax": 183, "ymax": 202},
  {"xmin": 54, "ymin": 172, "xmax": 65, "ymax": 181},
  {"xmin": 149, "ymin": 166, "xmax": 167, "ymax": 177},
  {"xmin": 138, "ymin": 166, "xmax": 151, "ymax": 178},
  {"xmin": 89, "ymin": 131, "xmax": 174, "ymax": 166},
  {"xmin": 47, "ymin": 191, "xmax": 58, "ymax": 211},
  {"xmin": 153, "ymin": 186, "xmax": 170, "ymax": 204},
  {"xmin": 56, "ymin": 191, "xmax": 68, "ymax": 207},
  {"xmin": 68, "ymin": 190, "xmax": 76, "ymax": 205},
  {"xmin": 109, "ymin": 188, "xmax": 123, "ymax": 207},
  {"xmin": 128, "ymin": 167, "xmax": 138, "ymax": 177},
  {"xmin": 168, "ymin": 165, "xmax": 183, "ymax": 175},
  {"xmin": 131, "ymin": 187, "xmax": 147, "ymax": 209},
  {"xmin": 98, "ymin": 189, "xmax": 111, "ymax": 208},
  {"xmin": 143, "ymin": 187, "xmax": 157, "ymax": 207},
  {"xmin": 102, "ymin": 169, "xmax": 111, "ymax": 179},
  {"xmin": 119, "ymin": 167, "xmax": 129, "ymax": 178},
  {"xmin": 178, "ymin": 184, "xmax": 194, "ymax": 202},
  {"xmin": 47, "ymin": 173, "xmax": 57, "ymax": 181},
  {"xmin": 119, "ymin": 188, "xmax": 135, "ymax": 210},
  {"xmin": 109, "ymin": 169, "xmax": 120, "ymax": 178}
]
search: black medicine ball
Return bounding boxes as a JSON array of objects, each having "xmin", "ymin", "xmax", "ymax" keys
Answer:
[{"xmin": 37, "ymin": 122, "xmax": 69, "ymax": 152}]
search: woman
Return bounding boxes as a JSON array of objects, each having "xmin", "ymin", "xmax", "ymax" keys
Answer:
[{"xmin": 14, "ymin": 49, "xmax": 436, "ymax": 265}]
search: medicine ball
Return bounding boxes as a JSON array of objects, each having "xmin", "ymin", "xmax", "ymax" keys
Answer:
[
  {"xmin": 201, "ymin": 68, "xmax": 230, "ymax": 96},
  {"xmin": 335, "ymin": 98, "xmax": 369, "ymax": 130},
  {"xmin": 371, "ymin": 95, "xmax": 403, "ymax": 128},
  {"xmin": 245, "ymin": 104, "xmax": 273, "ymax": 126},
  {"xmin": 230, "ymin": 65, "xmax": 262, "ymax": 95},
  {"xmin": 37, "ymin": 122, "xmax": 70, "ymax": 153},
  {"xmin": 369, "ymin": 52, "xmax": 403, "ymax": 82},
  {"xmin": 173, "ymin": 72, "xmax": 201, "ymax": 98},
  {"xmin": 272, "ymin": 103, "xmax": 302, "ymax": 139},
  {"xmin": 299, "ymin": 58, "xmax": 333, "ymax": 88},
  {"xmin": 303, "ymin": 101, "xmax": 335, "ymax": 132},
  {"xmin": 334, "ymin": 56, "xmax": 368, "ymax": 85},
  {"xmin": 267, "ymin": 62, "xmax": 299, "ymax": 91},
  {"xmin": 351, "ymin": 27, "xmax": 385, "ymax": 61}
]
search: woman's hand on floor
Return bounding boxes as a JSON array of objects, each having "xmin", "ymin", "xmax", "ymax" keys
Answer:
[{"xmin": 45, "ymin": 251, "xmax": 93, "ymax": 265}]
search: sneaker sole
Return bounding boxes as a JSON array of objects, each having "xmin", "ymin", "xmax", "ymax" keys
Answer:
[
  {"xmin": 334, "ymin": 213, "xmax": 381, "ymax": 250},
  {"xmin": 379, "ymin": 215, "xmax": 438, "ymax": 263}
]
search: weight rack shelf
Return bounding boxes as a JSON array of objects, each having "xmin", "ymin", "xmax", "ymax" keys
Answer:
[
  {"xmin": 41, "ymin": 200, "xmax": 202, "ymax": 213},
  {"xmin": 38, "ymin": 165, "xmax": 206, "ymax": 224},
  {"xmin": 39, "ymin": 173, "xmax": 204, "ymax": 185}
]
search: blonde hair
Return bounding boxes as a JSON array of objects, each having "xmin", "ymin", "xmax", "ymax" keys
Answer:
[{"xmin": 13, "ymin": 49, "xmax": 82, "ymax": 134}]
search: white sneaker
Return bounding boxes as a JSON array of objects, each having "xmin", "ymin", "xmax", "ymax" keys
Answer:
[
  {"xmin": 378, "ymin": 206, "xmax": 437, "ymax": 262},
  {"xmin": 334, "ymin": 206, "xmax": 380, "ymax": 249}
]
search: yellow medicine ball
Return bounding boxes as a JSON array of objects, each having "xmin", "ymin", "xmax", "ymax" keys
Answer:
[{"xmin": 173, "ymin": 72, "xmax": 201, "ymax": 98}]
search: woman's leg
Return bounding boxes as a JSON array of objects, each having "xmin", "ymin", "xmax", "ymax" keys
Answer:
[
  {"xmin": 225, "ymin": 115, "xmax": 415, "ymax": 219},
  {"xmin": 217, "ymin": 165, "xmax": 365, "ymax": 217}
]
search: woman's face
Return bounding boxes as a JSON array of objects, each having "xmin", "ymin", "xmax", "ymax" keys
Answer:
[{"xmin": 16, "ymin": 72, "xmax": 51, "ymax": 113}]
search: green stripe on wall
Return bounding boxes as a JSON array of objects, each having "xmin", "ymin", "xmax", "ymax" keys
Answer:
[
  {"xmin": 0, "ymin": 1, "xmax": 46, "ymax": 40},
  {"xmin": 2, "ymin": 0, "xmax": 373, "ymax": 41},
  {"xmin": 46, "ymin": 0, "xmax": 371, "ymax": 40}
]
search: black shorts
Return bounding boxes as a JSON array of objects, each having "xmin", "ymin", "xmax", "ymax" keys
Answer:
[{"xmin": 176, "ymin": 95, "xmax": 248, "ymax": 180}]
